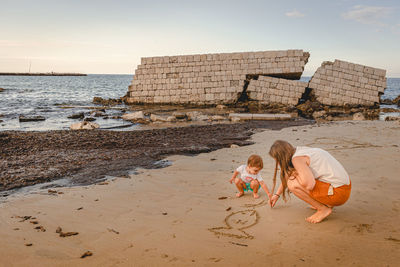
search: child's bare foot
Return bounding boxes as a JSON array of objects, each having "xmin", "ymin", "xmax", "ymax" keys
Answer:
[
  {"xmin": 253, "ymin": 192, "xmax": 260, "ymax": 199},
  {"xmin": 306, "ymin": 206, "xmax": 332, "ymax": 223},
  {"xmin": 236, "ymin": 192, "xmax": 244, "ymax": 198},
  {"xmin": 308, "ymin": 206, "xmax": 317, "ymax": 210}
]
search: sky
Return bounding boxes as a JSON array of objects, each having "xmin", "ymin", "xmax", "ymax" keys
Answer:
[{"xmin": 1, "ymin": 0, "xmax": 399, "ymax": 76}]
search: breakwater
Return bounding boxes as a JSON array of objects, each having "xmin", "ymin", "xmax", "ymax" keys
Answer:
[{"xmin": 0, "ymin": 72, "xmax": 87, "ymax": 76}]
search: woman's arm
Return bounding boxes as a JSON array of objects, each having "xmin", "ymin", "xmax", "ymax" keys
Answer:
[{"xmin": 292, "ymin": 156, "xmax": 315, "ymax": 191}]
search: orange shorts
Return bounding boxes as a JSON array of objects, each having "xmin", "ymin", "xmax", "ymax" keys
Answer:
[{"xmin": 310, "ymin": 180, "xmax": 351, "ymax": 207}]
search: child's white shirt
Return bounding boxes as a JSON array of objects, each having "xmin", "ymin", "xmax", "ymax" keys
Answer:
[{"xmin": 236, "ymin": 165, "xmax": 263, "ymax": 183}]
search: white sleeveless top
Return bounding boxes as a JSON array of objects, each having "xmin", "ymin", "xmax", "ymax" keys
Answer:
[{"xmin": 292, "ymin": 146, "xmax": 350, "ymax": 188}]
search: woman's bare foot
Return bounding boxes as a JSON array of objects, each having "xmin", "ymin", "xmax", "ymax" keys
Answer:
[
  {"xmin": 236, "ymin": 192, "xmax": 244, "ymax": 198},
  {"xmin": 306, "ymin": 206, "xmax": 332, "ymax": 223},
  {"xmin": 253, "ymin": 192, "xmax": 260, "ymax": 199}
]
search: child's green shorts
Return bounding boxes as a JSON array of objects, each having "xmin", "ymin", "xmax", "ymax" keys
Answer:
[{"xmin": 244, "ymin": 182, "xmax": 261, "ymax": 192}]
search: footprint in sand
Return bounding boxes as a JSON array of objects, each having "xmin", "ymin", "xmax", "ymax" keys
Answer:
[
  {"xmin": 353, "ymin": 223, "xmax": 373, "ymax": 234},
  {"xmin": 243, "ymin": 200, "xmax": 267, "ymax": 208},
  {"xmin": 208, "ymin": 257, "xmax": 222, "ymax": 262},
  {"xmin": 208, "ymin": 209, "xmax": 259, "ymax": 239}
]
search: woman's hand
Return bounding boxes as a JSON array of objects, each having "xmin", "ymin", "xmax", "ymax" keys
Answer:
[{"xmin": 270, "ymin": 194, "xmax": 280, "ymax": 208}]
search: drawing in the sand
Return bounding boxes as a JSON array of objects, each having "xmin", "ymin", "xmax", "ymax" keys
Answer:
[{"xmin": 209, "ymin": 209, "xmax": 260, "ymax": 239}]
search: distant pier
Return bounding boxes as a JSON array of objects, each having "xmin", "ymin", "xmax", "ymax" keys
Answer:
[{"xmin": 0, "ymin": 72, "xmax": 87, "ymax": 76}]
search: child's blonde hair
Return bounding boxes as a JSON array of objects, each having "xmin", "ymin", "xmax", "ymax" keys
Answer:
[{"xmin": 247, "ymin": 154, "xmax": 263, "ymax": 169}]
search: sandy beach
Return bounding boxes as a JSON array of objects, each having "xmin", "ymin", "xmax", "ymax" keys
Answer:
[{"xmin": 1, "ymin": 120, "xmax": 399, "ymax": 266}]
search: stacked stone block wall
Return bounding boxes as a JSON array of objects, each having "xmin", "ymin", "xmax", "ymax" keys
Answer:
[
  {"xmin": 247, "ymin": 76, "xmax": 307, "ymax": 106},
  {"xmin": 126, "ymin": 50, "xmax": 309, "ymax": 105},
  {"xmin": 309, "ymin": 60, "xmax": 386, "ymax": 106}
]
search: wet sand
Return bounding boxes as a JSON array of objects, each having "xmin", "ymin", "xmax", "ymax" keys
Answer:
[
  {"xmin": 0, "ymin": 120, "xmax": 309, "ymax": 192},
  {"xmin": 0, "ymin": 120, "xmax": 399, "ymax": 266}
]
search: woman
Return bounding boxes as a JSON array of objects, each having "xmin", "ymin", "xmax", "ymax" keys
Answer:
[{"xmin": 268, "ymin": 140, "xmax": 351, "ymax": 223}]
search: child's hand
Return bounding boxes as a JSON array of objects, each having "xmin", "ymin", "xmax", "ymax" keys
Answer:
[{"xmin": 229, "ymin": 178, "xmax": 234, "ymax": 184}]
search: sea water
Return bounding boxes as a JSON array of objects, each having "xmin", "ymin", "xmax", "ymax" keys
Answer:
[
  {"xmin": 0, "ymin": 74, "xmax": 134, "ymax": 131},
  {"xmin": 0, "ymin": 75, "xmax": 399, "ymax": 131}
]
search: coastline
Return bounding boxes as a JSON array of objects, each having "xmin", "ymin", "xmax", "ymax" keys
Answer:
[
  {"xmin": 0, "ymin": 120, "xmax": 310, "ymax": 193},
  {"xmin": 0, "ymin": 72, "xmax": 87, "ymax": 76},
  {"xmin": 0, "ymin": 120, "xmax": 399, "ymax": 266}
]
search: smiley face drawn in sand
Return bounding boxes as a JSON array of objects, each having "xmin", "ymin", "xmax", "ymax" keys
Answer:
[{"xmin": 208, "ymin": 209, "xmax": 260, "ymax": 239}]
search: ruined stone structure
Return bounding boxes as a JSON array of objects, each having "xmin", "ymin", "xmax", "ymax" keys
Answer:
[
  {"xmin": 126, "ymin": 50, "xmax": 387, "ymax": 107},
  {"xmin": 247, "ymin": 76, "xmax": 308, "ymax": 106},
  {"xmin": 309, "ymin": 60, "xmax": 386, "ymax": 106},
  {"xmin": 126, "ymin": 50, "xmax": 310, "ymax": 105}
]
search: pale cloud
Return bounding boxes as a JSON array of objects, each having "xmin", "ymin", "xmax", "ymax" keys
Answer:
[
  {"xmin": 285, "ymin": 10, "xmax": 305, "ymax": 18},
  {"xmin": 391, "ymin": 23, "xmax": 400, "ymax": 34},
  {"xmin": 342, "ymin": 5, "xmax": 393, "ymax": 26},
  {"xmin": 0, "ymin": 40, "xmax": 42, "ymax": 47},
  {"xmin": 0, "ymin": 39, "xmax": 113, "ymax": 48}
]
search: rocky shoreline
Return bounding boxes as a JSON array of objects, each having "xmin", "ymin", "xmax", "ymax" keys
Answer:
[{"xmin": 0, "ymin": 120, "xmax": 311, "ymax": 194}]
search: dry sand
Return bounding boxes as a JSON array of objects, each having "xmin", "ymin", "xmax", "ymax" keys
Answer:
[{"xmin": 1, "ymin": 120, "xmax": 399, "ymax": 266}]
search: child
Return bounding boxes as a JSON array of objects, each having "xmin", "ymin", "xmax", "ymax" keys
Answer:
[{"xmin": 229, "ymin": 154, "xmax": 272, "ymax": 199}]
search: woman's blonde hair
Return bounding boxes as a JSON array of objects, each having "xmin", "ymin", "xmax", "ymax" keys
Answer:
[{"xmin": 269, "ymin": 140, "xmax": 296, "ymax": 201}]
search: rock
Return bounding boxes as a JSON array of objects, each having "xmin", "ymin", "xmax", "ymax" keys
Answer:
[
  {"xmin": 394, "ymin": 95, "xmax": 400, "ymax": 106},
  {"xmin": 150, "ymin": 114, "xmax": 168, "ymax": 122},
  {"xmin": 326, "ymin": 115, "xmax": 334, "ymax": 121},
  {"xmin": 122, "ymin": 111, "xmax": 145, "ymax": 121},
  {"xmin": 186, "ymin": 111, "xmax": 201, "ymax": 121},
  {"xmin": 81, "ymin": 251, "xmax": 93, "ymax": 258},
  {"xmin": 210, "ymin": 115, "xmax": 226, "ymax": 121},
  {"xmin": 34, "ymin": 226, "xmax": 46, "ymax": 232},
  {"xmin": 68, "ymin": 112, "xmax": 85, "ymax": 119},
  {"xmin": 385, "ymin": 116, "xmax": 400, "ymax": 121},
  {"xmin": 353, "ymin": 112, "xmax": 365, "ymax": 121},
  {"xmin": 187, "ymin": 111, "xmax": 210, "ymax": 121},
  {"xmin": 198, "ymin": 115, "xmax": 210, "ymax": 121},
  {"xmin": 216, "ymin": 104, "xmax": 227, "ymax": 110},
  {"xmin": 59, "ymin": 231, "xmax": 79, "ymax": 237},
  {"xmin": 381, "ymin": 95, "xmax": 400, "ymax": 106},
  {"xmin": 380, "ymin": 98, "xmax": 393, "ymax": 105},
  {"xmin": 230, "ymin": 117, "xmax": 241, "ymax": 122},
  {"xmin": 70, "ymin": 121, "xmax": 99, "ymax": 130},
  {"xmin": 84, "ymin": 117, "xmax": 96, "ymax": 122},
  {"xmin": 230, "ymin": 144, "xmax": 239, "ymax": 148},
  {"xmin": 19, "ymin": 115, "xmax": 46, "ymax": 122},
  {"xmin": 296, "ymin": 100, "xmax": 321, "ymax": 118},
  {"xmin": 91, "ymin": 111, "xmax": 106, "ymax": 117},
  {"xmin": 312, "ymin": 110, "xmax": 326, "ymax": 119},
  {"xmin": 172, "ymin": 111, "xmax": 187, "ymax": 120},
  {"xmin": 93, "ymin": 97, "xmax": 122, "ymax": 106},
  {"xmin": 166, "ymin": 116, "xmax": 177, "ymax": 122},
  {"xmin": 380, "ymin": 108, "xmax": 400, "ymax": 113}
]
